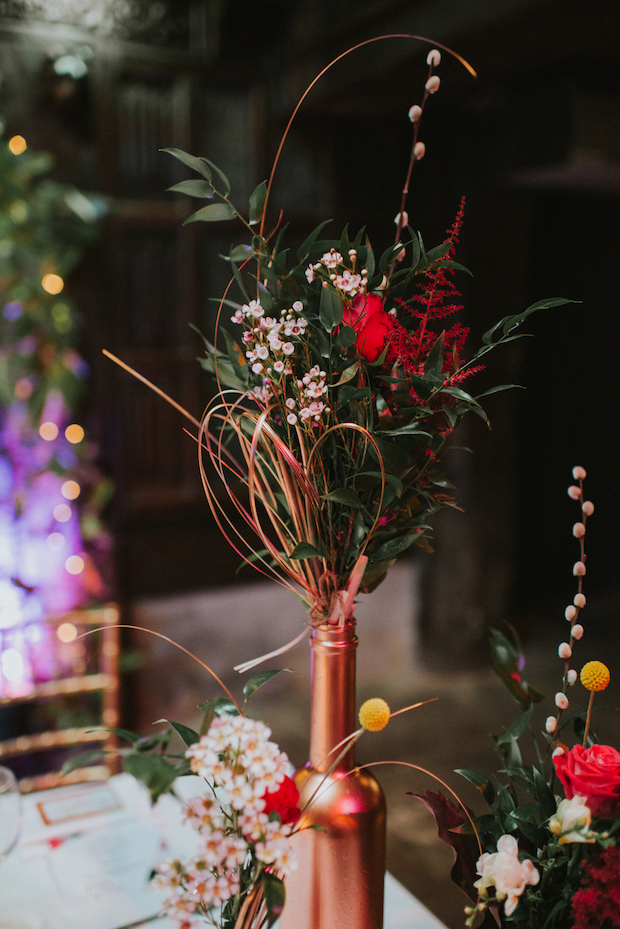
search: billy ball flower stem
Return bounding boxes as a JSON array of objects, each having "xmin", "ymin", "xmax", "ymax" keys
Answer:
[
  {"xmin": 298, "ymin": 697, "xmax": 438, "ymax": 821},
  {"xmin": 580, "ymin": 661, "xmax": 610, "ymax": 746}
]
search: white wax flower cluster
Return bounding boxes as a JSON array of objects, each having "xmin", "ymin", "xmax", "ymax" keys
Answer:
[
  {"xmin": 231, "ymin": 299, "xmax": 307, "ymax": 377},
  {"xmin": 153, "ymin": 716, "xmax": 297, "ymax": 929},
  {"xmin": 187, "ymin": 715, "xmax": 290, "ymax": 803},
  {"xmin": 474, "ymin": 834, "xmax": 539, "ymax": 916},
  {"xmin": 287, "ymin": 365, "xmax": 330, "ymax": 425},
  {"xmin": 305, "ymin": 248, "xmax": 368, "ymax": 299}
]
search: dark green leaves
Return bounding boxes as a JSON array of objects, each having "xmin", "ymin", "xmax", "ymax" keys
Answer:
[
  {"xmin": 261, "ymin": 871, "xmax": 286, "ymax": 926},
  {"xmin": 489, "ymin": 626, "xmax": 545, "ymax": 709},
  {"xmin": 482, "ymin": 298, "xmax": 579, "ymax": 345},
  {"xmin": 319, "ymin": 285, "xmax": 343, "ymax": 331},
  {"xmin": 297, "ymin": 219, "xmax": 333, "ymax": 261},
  {"xmin": 123, "ymin": 752, "xmax": 180, "ymax": 803},
  {"xmin": 243, "ymin": 669, "xmax": 293, "ymax": 702},
  {"xmin": 61, "ymin": 750, "xmax": 111, "ymax": 777},
  {"xmin": 161, "ymin": 147, "xmax": 213, "ymax": 180},
  {"xmin": 324, "ymin": 487, "xmax": 364, "ymax": 508},
  {"xmin": 289, "ymin": 541, "xmax": 321, "ymax": 560},
  {"xmin": 167, "ymin": 179, "xmax": 213, "ymax": 198},
  {"xmin": 183, "ymin": 202, "xmax": 236, "ymax": 224},
  {"xmin": 154, "ymin": 719, "xmax": 199, "ymax": 747},
  {"xmin": 249, "ymin": 181, "xmax": 267, "ymax": 225},
  {"xmin": 455, "ymin": 768, "xmax": 496, "ymax": 805}
]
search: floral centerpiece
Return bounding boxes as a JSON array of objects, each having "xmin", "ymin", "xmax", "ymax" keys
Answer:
[
  {"xmin": 101, "ymin": 35, "xmax": 573, "ymax": 929},
  {"xmin": 417, "ymin": 467, "xmax": 620, "ymax": 929}
]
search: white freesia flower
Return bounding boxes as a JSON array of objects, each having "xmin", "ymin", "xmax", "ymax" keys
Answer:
[
  {"xmin": 549, "ymin": 795, "xmax": 596, "ymax": 844},
  {"xmin": 474, "ymin": 834, "xmax": 539, "ymax": 916}
]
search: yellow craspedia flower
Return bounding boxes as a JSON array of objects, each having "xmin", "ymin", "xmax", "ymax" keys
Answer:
[
  {"xmin": 580, "ymin": 661, "xmax": 610, "ymax": 692},
  {"xmin": 359, "ymin": 698, "xmax": 390, "ymax": 732}
]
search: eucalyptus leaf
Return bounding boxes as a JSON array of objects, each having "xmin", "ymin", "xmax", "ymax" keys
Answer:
[
  {"xmin": 324, "ymin": 487, "xmax": 364, "ymax": 508},
  {"xmin": 61, "ymin": 749, "xmax": 110, "ymax": 777},
  {"xmin": 261, "ymin": 871, "xmax": 286, "ymax": 926},
  {"xmin": 123, "ymin": 752, "xmax": 179, "ymax": 803},
  {"xmin": 200, "ymin": 156, "xmax": 231, "ymax": 196},
  {"xmin": 319, "ymin": 285, "xmax": 343, "ymax": 331},
  {"xmin": 289, "ymin": 541, "xmax": 321, "ymax": 560},
  {"xmin": 243, "ymin": 669, "xmax": 293, "ymax": 702},
  {"xmin": 161, "ymin": 147, "xmax": 212, "ymax": 181},
  {"xmin": 197, "ymin": 696, "xmax": 240, "ymax": 717},
  {"xmin": 167, "ymin": 179, "xmax": 213, "ymax": 198},
  {"xmin": 184, "ymin": 202, "xmax": 236, "ymax": 225},
  {"xmin": 369, "ymin": 532, "xmax": 422, "ymax": 561},
  {"xmin": 454, "ymin": 768, "xmax": 496, "ymax": 805},
  {"xmin": 154, "ymin": 719, "xmax": 200, "ymax": 748},
  {"xmin": 296, "ymin": 219, "xmax": 333, "ymax": 261},
  {"xmin": 249, "ymin": 180, "xmax": 267, "ymax": 225},
  {"xmin": 424, "ymin": 331, "xmax": 445, "ymax": 377},
  {"xmin": 335, "ymin": 327, "xmax": 357, "ymax": 351},
  {"xmin": 433, "ymin": 259, "xmax": 473, "ymax": 276}
]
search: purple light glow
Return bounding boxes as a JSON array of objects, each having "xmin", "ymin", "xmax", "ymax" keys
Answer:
[{"xmin": 0, "ymin": 395, "xmax": 94, "ymax": 698}]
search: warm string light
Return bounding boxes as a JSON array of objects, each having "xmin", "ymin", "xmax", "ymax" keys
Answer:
[
  {"xmin": 8, "ymin": 135, "xmax": 26, "ymax": 155},
  {"xmin": 41, "ymin": 273, "xmax": 64, "ymax": 295}
]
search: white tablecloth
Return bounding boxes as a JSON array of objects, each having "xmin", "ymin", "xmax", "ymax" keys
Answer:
[{"xmin": 0, "ymin": 775, "xmax": 446, "ymax": 929}]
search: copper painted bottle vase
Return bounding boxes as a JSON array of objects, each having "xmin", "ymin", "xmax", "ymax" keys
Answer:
[{"xmin": 280, "ymin": 621, "xmax": 386, "ymax": 929}]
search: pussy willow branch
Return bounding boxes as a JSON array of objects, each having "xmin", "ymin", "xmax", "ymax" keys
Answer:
[{"xmin": 258, "ymin": 34, "xmax": 476, "ymax": 240}]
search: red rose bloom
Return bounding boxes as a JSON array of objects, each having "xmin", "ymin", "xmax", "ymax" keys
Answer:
[
  {"xmin": 343, "ymin": 293, "xmax": 392, "ymax": 362},
  {"xmin": 553, "ymin": 743, "xmax": 620, "ymax": 819},
  {"xmin": 261, "ymin": 775, "xmax": 300, "ymax": 825}
]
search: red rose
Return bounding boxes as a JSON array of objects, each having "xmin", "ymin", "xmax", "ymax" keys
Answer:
[
  {"xmin": 261, "ymin": 775, "xmax": 300, "ymax": 825},
  {"xmin": 343, "ymin": 293, "xmax": 392, "ymax": 362},
  {"xmin": 553, "ymin": 743, "xmax": 620, "ymax": 819}
]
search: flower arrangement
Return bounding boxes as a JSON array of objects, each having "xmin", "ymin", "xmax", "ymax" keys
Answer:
[
  {"xmin": 105, "ymin": 39, "xmax": 571, "ymax": 632},
  {"xmin": 96, "ymin": 36, "xmax": 578, "ymax": 929},
  {"xmin": 416, "ymin": 467, "xmax": 620, "ymax": 929}
]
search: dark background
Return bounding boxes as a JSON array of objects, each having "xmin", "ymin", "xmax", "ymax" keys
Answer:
[{"xmin": 1, "ymin": 0, "xmax": 618, "ymax": 664}]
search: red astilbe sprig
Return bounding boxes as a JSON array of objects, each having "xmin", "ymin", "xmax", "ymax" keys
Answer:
[
  {"xmin": 571, "ymin": 847, "xmax": 620, "ymax": 929},
  {"xmin": 386, "ymin": 197, "xmax": 478, "ymax": 381}
]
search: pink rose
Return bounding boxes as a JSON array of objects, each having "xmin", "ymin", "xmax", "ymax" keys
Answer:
[
  {"xmin": 343, "ymin": 293, "xmax": 392, "ymax": 362},
  {"xmin": 261, "ymin": 775, "xmax": 300, "ymax": 825},
  {"xmin": 553, "ymin": 743, "xmax": 620, "ymax": 819}
]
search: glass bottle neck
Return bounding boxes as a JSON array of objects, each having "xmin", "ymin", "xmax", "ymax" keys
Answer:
[{"xmin": 309, "ymin": 622, "xmax": 357, "ymax": 772}]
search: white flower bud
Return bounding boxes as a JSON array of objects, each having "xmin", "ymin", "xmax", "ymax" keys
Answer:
[
  {"xmin": 567, "ymin": 669, "xmax": 577, "ymax": 685},
  {"xmin": 425, "ymin": 75, "xmax": 440, "ymax": 94},
  {"xmin": 426, "ymin": 49, "xmax": 441, "ymax": 66},
  {"xmin": 573, "ymin": 522, "xmax": 586, "ymax": 538},
  {"xmin": 413, "ymin": 141, "xmax": 426, "ymax": 160},
  {"xmin": 572, "ymin": 466, "xmax": 587, "ymax": 480},
  {"xmin": 546, "ymin": 716, "xmax": 557, "ymax": 733},
  {"xmin": 574, "ymin": 593, "xmax": 586, "ymax": 608},
  {"xmin": 555, "ymin": 692, "xmax": 569, "ymax": 710},
  {"xmin": 571, "ymin": 623, "xmax": 584, "ymax": 640},
  {"xmin": 552, "ymin": 746, "xmax": 565, "ymax": 758},
  {"xmin": 573, "ymin": 562, "xmax": 586, "ymax": 576},
  {"xmin": 394, "ymin": 211, "xmax": 409, "ymax": 227},
  {"xmin": 559, "ymin": 642, "xmax": 572, "ymax": 659},
  {"xmin": 565, "ymin": 605, "xmax": 577, "ymax": 621},
  {"xmin": 582, "ymin": 500, "xmax": 594, "ymax": 517},
  {"xmin": 408, "ymin": 104, "xmax": 422, "ymax": 123},
  {"xmin": 567, "ymin": 485, "xmax": 581, "ymax": 500}
]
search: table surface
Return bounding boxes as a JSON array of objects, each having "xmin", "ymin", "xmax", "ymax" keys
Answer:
[{"xmin": 0, "ymin": 774, "xmax": 447, "ymax": 929}]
